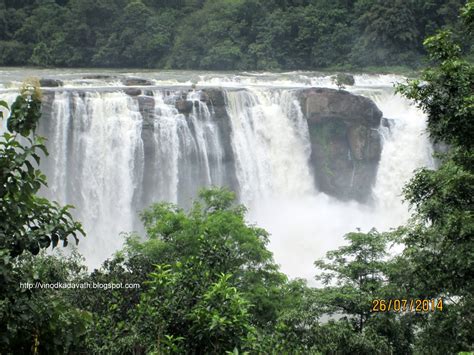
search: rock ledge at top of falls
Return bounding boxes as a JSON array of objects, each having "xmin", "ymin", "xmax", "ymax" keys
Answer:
[
  {"xmin": 297, "ymin": 87, "xmax": 382, "ymax": 127},
  {"xmin": 200, "ymin": 88, "xmax": 226, "ymax": 107},
  {"xmin": 122, "ymin": 77, "xmax": 153, "ymax": 86},
  {"xmin": 39, "ymin": 78, "xmax": 63, "ymax": 87},
  {"xmin": 296, "ymin": 87, "xmax": 383, "ymax": 202}
]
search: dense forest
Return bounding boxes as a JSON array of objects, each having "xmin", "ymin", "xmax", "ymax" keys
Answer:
[{"xmin": 0, "ymin": 0, "xmax": 471, "ymax": 70}]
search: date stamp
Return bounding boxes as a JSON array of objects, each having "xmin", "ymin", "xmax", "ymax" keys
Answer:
[{"xmin": 371, "ymin": 299, "xmax": 443, "ymax": 313}]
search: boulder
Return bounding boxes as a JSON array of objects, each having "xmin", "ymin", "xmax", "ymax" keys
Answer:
[
  {"xmin": 137, "ymin": 96, "xmax": 155, "ymax": 129},
  {"xmin": 299, "ymin": 88, "xmax": 382, "ymax": 127},
  {"xmin": 122, "ymin": 77, "xmax": 153, "ymax": 86},
  {"xmin": 137, "ymin": 96, "xmax": 155, "ymax": 114},
  {"xmin": 201, "ymin": 88, "xmax": 226, "ymax": 107},
  {"xmin": 297, "ymin": 88, "xmax": 383, "ymax": 202},
  {"xmin": 175, "ymin": 99, "xmax": 193, "ymax": 114},
  {"xmin": 125, "ymin": 88, "xmax": 141, "ymax": 96},
  {"xmin": 200, "ymin": 91, "xmax": 210, "ymax": 102},
  {"xmin": 381, "ymin": 117, "xmax": 393, "ymax": 129},
  {"xmin": 39, "ymin": 78, "xmax": 63, "ymax": 87}
]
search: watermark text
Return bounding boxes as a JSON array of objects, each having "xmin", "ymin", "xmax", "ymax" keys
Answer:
[{"xmin": 20, "ymin": 282, "xmax": 140, "ymax": 290}]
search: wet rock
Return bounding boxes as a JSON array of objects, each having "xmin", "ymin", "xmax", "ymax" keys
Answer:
[
  {"xmin": 299, "ymin": 88, "xmax": 382, "ymax": 127},
  {"xmin": 381, "ymin": 117, "xmax": 393, "ymax": 129},
  {"xmin": 175, "ymin": 99, "xmax": 193, "ymax": 114},
  {"xmin": 137, "ymin": 95, "xmax": 155, "ymax": 128},
  {"xmin": 125, "ymin": 88, "xmax": 141, "ymax": 96},
  {"xmin": 297, "ymin": 87, "xmax": 383, "ymax": 202},
  {"xmin": 201, "ymin": 88, "xmax": 225, "ymax": 107},
  {"xmin": 39, "ymin": 78, "xmax": 63, "ymax": 87},
  {"xmin": 122, "ymin": 77, "xmax": 153, "ymax": 86},
  {"xmin": 200, "ymin": 91, "xmax": 210, "ymax": 102}
]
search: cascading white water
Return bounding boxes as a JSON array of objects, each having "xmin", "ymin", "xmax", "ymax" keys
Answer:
[
  {"xmin": 189, "ymin": 92, "xmax": 225, "ymax": 188},
  {"xmin": 369, "ymin": 90, "xmax": 434, "ymax": 219},
  {"xmin": 147, "ymin": 90, "xmax": 225, "ymax": 207},
  {"xmin": 49, "ymin": 92, "xmax": 70, "ymax": 202},
  {"xmin": 151, "ymin": 92, "xmax": 181, "ymax": 203},
  {"xmin": 225, "ymin": 88, "xmax": 315, "ymax": 204},
  {"xmin": 42, "ymin": 91, "xmax": 144, "ymax": 266}
]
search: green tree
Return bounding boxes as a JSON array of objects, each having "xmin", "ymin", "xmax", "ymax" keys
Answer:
[
  {"xmin": 1, "ymin": 83, "xmax": 87, "ymax": 352},
  {"xmin": 314, "ymin": 230, "xmax": 388, "ymax": 332},
  {"xmin": 170, "ymin": 0, "xmax": 251, "ymax": 69},
  {"xmin": 135, "ymin": 268, "xmax": 256, "ymax": 353},
  {"xmin": 1, "ymin": 83, "xmax": 83, "ymax": 257},
  {"xmin": 395, "ymin": 2, "xmax": 474, "ymax": 352},
  {"xmin": 75, "ymin": 187, "xmax": 288, "ymax": 353},
  {"xmin": 350, "ymin": 0, "xmax": 421, "ymax": 66},
  {"xmin": 313, "ymin": 230, "xmax": 414, "ymax": 354}
]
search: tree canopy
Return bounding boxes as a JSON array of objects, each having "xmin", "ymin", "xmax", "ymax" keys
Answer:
[{"xmin": 0, "ymin": 0, "xmax": 469, "ymax": 70}]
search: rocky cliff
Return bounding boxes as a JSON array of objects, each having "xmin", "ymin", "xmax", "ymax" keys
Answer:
[{"xmin": 297, "ymin": 88, "xmax": 382, "ymax": 201}]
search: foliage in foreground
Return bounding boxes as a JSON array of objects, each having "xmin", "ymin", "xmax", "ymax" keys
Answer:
[
  {"xmin": 394, "ymin": 3, "xmax": 474, "ymax": 353},
  {"xmin": 0, "ymin": 83, "xmax": 86, "ymax": 353}
]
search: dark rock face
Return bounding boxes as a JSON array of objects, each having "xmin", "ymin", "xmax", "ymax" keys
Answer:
[
  {"xmin": 201, "ymin": 88, "xmax": 226, "ymax": 107},
  {"xmin": 137, "ymin": 95, "xmax": 157, "ymax": 210},
  {"xmin": 39, "ymin": 78, "xmax": 63, "ymax": 87},
  {"xmin": 300, "ymin": 88, "xmax": 381, "ymax": 127},
  {"xmin": 137, "ymin": 95, "xmax": 155, "ymax": 124},
  {"xmin": 297, "ymin": 88, "xmax": 383, "ymax": 202},
  {"xmin": 122, "ymin": 77, "xmax": 153, "ymax": 86},
  {"xmin": 175, "ymin": 99, "xmax": 193, "ymax": 114},
  {"xmin": 201, "ymin": 88, "xmax": 229, "ymax": 122},
  {"xmin": 200, "ymin": 88, "xmax": 239, "ymax": 196},
  {"xmin": 125, "ymin": 88, "xmax": 142, "ymax": 96}
]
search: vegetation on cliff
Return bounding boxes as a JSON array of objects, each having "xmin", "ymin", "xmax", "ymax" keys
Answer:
[{"xmin": 0, "ymin": 0, "xmax": 471, "ymax": 70}]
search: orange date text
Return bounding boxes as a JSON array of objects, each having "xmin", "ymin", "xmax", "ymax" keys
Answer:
[{"xmin": 371, "ymin": 299, "xmax": 443, "ymax": 313}]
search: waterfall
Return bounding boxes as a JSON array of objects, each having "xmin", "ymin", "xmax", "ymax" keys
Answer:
[
  {"xmin": 41, "ymin": 91, "xmax": 145, "ymax": 266},
  {"xmin": 368, "ymin": 89, "xmax": 435, "ymax": 221},
  {"xmin": 247, "ymin": 87, "xmax": 434, "ymax": 283},
  {"xmin": 49, "ymin": 91, "xmax": 70, "ymax": 203},
  {"xmin": 224, "ymin": 88, "xmax": 315, "ymax": 204},
  {"xmin": 0, "ymin": 71, "xmax": 436, "ymax": 278},
  {"xmin": 150, "ymin": 92, "xmax": 181, "ymax": 203},
  {"xmin": 144, "ymin": 90, "xmax": 226, "ymax": 207}
]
